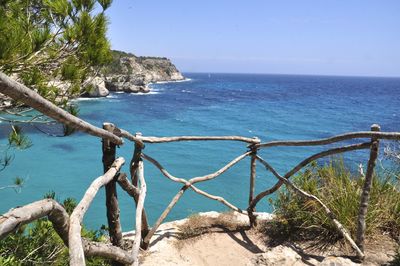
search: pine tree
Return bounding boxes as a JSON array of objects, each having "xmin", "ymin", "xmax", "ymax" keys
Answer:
[
  {"xmin": 0, "ymin": 0, "xmax": 114, "ymax": 188},
  {"xmin": 0, "ymin": 0, "xmax": 113, "ymax": 104}
]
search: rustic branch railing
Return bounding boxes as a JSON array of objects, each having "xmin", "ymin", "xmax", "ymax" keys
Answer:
[
  {"xmin": 1, "ymin": 74, "xmax": 400, "ymax": 264},
  {"xmin": 69, "ymin": 158, "xmax": 125, "ymax": 266}
]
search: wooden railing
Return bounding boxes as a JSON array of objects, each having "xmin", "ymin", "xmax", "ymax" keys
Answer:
[{"xmin": 1, "ymin": 72, "xmax": 400, "ymax": 265}]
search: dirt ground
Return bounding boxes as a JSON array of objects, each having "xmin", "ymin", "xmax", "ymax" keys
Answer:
[{"xmin": 122, "ymin": 212, "xmax": 398, "ymax": 266}]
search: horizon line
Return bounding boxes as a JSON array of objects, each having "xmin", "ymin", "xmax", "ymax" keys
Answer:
[{"xmin": 180, "ymin": 71, "xmax": 400, "ymax": 79}]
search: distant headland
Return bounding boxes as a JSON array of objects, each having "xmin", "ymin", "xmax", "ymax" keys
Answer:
[{"xmin": 82, "ymin": 50, "xmax": 185, "ymax": 97}]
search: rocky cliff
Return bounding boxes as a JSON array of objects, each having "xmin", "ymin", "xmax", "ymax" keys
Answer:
[{"xmin": 87, "ymin": 50, "xmax": 184, "ymax": 96}]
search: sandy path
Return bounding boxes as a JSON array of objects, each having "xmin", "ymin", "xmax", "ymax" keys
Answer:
[{"xmin": 141, "ymin": 231, "xmax": 264, "ymax": 266}]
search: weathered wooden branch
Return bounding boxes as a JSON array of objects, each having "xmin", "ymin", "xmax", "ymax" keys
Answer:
[
  {"xmin": 141, "ymin": 153, "xmax": 191, "ymax": 186},
  {"xmin": 189, "ymin": 152, "xmax": 251, "ymax": 184},
  {"xmin": 117, "ymin": 171, "xmax": 151, "ymax": 245},
  {"xmin": 143, "ymin": 185, "xmax": 188, "ymax": 246},
  {"xmin": 69, "ymin": 157, "xmax": 125, "ymax": 266},
  {"xmin": 189, "ymin": 185, "xmax": 244, "ymax": 213},
  {"xmin": 133, "ymin": 161, "xmax": 146, "ymax": 266},
  {"xmin": 248, "ymin": 147, "xmax": 257, "ymax": 226},
  {"xmin": 356, "ymin": 125, "xmax": 381, "ymax": 253},
  {"xmin": 129, "ymin": 135, "xmax": 150, "ymax": 250},
  {"xmin": 257, "ymin": 131, "xmax": 400, "ymax": 148},
  {"xmin": 130, "ymin": 133, "xmax": 144, "ymax": 187},
  {"xmin": 139, "ymin": 135, "xmax": 260, "ymax": 144},
  {"xmin": 249, "ymin": 142, "xmax": 372, "ymax": 210},
  {"xmin": 0, "ymin": 199, "xmax": 134, "ymax": 265},
  {"xmin": 0, "ymin": 199, "xmax": 69, "ymax": 243},
  {"xmin": 102, "ymin": 123, "xmax": 124, "ymax": 259},
  {"xmin": 249, "ymin": 151, "xmax": 257, "ymax": 205},
  {"xmin": 117, "ymin": 173, "xmax": 140, "ymax": 197},
  {"xmin": 82, "ymin": 241, "xmax": 134, "ymax": 265},
  {"xmin": 118, "ymin": 129, "xmax": 145, "ymax": 148},
  {"xmin": 142, "ymin": 151, "xmax": 251, "ymax": 185},
  {"xmin": 0, "ymin": 71, "xmax": 123, "ymax": 145},
  {"xmin": 255, "ymin": 155, "xmax": 364, "ymax": 259},
  {"xmin": 143, "ymin": 152, "xmax": 243, "ymax": 212}
]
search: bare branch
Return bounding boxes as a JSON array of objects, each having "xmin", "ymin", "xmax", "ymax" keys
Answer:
[
  {"xmin": 255, "ymin": 155, "xmax": 364, "ymax": 259},
  {"xmin": 249, "ymin": 142, "xmax": 371, "ymax": 210},
  {"xmin": 69, "ymin": 158, "xmax": 125, "ymax": 266},
  {"xmin": 133, "ymin": 161, "xmax": 146, "ymax": 266}
]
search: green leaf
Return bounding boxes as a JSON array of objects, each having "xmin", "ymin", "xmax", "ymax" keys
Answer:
[
  {"xmin": 97, "ymin": 0, "xmax": 112, "ymax": 10},
  {"xmin": 8, "ymin": 126, "xmax": 32, "ymax": 149}
]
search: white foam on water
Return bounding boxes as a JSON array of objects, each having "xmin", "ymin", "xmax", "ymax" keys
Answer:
[
  {"xmin": 175, "ymin": 78, "xmax": 192, "ymax": 82},
  {"xmin": 151, "ymin": 78, "xmax": 192, "ymax": 85},
  {"xmin": 73, "ymin": 97, "xmax": 102, "ymax": 102},
  {"xmin": 129, "ymin": 91, "xmax": 160, "ymax": 95}
]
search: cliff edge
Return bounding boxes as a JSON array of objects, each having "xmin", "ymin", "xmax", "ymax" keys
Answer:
[{"xmin": 99, "ymin": 50, "xmax": 184, "ymax": 95}]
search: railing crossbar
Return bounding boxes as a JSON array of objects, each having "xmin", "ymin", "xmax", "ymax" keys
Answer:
[
  {"xmin": 256, "ymin": 131, "xmax": 400, "ymax": 148},
  {"xmin": 138, "ymin": 135, "xmax": 260, "ymax": 144},
  {"xmin": 249, "ymin": 142, "xmax": 372, "ymax": 210}
]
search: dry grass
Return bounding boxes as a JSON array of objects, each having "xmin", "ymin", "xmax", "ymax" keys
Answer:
[{"xmin": 177, "ymin": 212, "xmax": 249, "ymax": 241}]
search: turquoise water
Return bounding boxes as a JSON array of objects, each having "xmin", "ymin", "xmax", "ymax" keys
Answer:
[{"xmin": 1, "ymin": 73, "xmax": 399, "ymax": 231}]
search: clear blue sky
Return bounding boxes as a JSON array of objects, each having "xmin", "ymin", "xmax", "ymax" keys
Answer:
[{"xmin": 106, "ymin": 0, "xmax": 400, "ymax": 77}]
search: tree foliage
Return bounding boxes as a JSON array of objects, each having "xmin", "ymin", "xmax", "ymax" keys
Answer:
[
  {"xmin": 0, "ymin": 0, "xmax": 113, "ymax": 103},
  {"xmin": 0, "ymin": 0, "xmax": 114, "ymax": 189}
]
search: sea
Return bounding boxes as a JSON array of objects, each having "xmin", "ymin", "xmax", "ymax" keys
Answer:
[{"xmin": 0, "ymin": 73, "xmax": 399, "ymax": 230}]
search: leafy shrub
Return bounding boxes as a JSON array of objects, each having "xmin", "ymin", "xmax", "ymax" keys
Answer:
[
  {"xmin": 0, "ymin": 195, "xmax": 110, "ymax": 265},
  {"xmin": 271, "ymin": 159, "xmax": 400, "ymax": 245}
]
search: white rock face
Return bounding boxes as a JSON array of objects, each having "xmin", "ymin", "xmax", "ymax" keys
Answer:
[
  {"xmin": 83, "ymin": 77, "xmax": 109, "ymax": 97},
  {"xmin": 105, "ymin": 54, "xmax": 185, "ymax": 94}
]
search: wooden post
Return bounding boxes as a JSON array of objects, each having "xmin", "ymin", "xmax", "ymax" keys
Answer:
[
  {"xmin": 102, "ymin": 123, "xmax": 123, "ymax": 266},
  {"xmin": 248, "ymin": 144, "xmax": 257, "ymax": 226},
  {"xmin": 356, "ymin": 124, "xmax": 380, "ymax": 254},
  {"xmin": 132, "ymin": 161, "xmax": 146, "ymax": 266},
  {"xmin": 131, "ymin": 132, "xmax": 143, "ymax": 187},
  {"xmin": 130, "ymin": 132, "xmax": 150, "ymax": 250}
]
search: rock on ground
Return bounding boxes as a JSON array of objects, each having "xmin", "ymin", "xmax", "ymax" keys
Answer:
[{"xmin": 81, "ymin": 77, "xmax": 109, "ymax": 97}]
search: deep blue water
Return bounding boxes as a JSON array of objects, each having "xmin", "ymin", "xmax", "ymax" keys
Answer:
[{"xmin": 1, "ymin": 73, "xmax": 399, "ymax": 231}]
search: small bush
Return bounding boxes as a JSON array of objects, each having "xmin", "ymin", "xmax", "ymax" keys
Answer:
[
  {"xmin": 271, "ymin": 159, "xmax": 400, "ymax": 245},
  {"xmin": 0, "ymin": 196, "xmax": 111, "ymax": 265}
]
